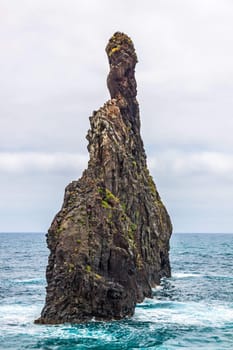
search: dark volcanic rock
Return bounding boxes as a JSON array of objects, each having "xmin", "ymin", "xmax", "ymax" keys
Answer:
[{"xmin": 35, "ymin": 32, "xmax": 172, "ymax": 324}]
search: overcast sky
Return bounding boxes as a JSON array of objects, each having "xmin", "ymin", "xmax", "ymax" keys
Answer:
[{"xmin": 1, "ymin": 0, "xmax": 233, "ymax": 233}]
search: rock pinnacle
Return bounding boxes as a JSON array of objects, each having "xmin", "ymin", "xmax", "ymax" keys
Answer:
[{"xmin": 35, "ymin": 32, "xmax": 172, "ymax": 324}]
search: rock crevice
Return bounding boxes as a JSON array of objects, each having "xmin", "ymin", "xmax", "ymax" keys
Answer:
[{"xmin": 36, "ymin": 32, "xmax": 172, "ymax": 324}]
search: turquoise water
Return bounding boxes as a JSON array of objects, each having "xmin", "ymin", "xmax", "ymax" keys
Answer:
[{"xmin": 0, "ymin": 233, "xmax": 233, "ymax": 349}]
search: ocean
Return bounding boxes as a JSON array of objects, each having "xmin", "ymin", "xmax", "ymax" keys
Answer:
[{"xmin": 0, "ymin": 232, "xmax": 232, "ymax": 350}]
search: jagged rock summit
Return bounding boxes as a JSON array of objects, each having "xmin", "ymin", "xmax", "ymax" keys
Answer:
[{"xmin": 36, "ymin": 32, "xmax": 172, "ymax": 324}]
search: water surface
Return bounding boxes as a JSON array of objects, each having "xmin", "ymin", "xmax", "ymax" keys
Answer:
[{"xmin": 0, "ymin": 232, "xmax": 232, "ymax": 349}]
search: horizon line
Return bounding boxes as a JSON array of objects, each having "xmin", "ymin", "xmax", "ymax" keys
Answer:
[{"xmin": 0, "ymin": 231, "xmax": 233, "ymax": 235}]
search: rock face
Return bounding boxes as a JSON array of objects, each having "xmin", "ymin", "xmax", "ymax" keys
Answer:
[{"xmin": 36, "ymin": 32, "xmax": 172, "ymax": 324}]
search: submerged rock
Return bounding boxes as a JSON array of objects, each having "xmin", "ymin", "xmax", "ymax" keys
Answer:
[{"xmin": 35, "ymin": 32, "xmax": 172, "ymax": 324}]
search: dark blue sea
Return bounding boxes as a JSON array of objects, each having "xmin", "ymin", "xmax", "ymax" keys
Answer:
[{"xmin": 0, "ymin": 233, "xmax": 232, "ymax": 349}]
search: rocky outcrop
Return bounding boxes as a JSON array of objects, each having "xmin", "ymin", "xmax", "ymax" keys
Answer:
[{"xmin": 35, "ymin": 32, "xmax": 172, "ymax": 324}]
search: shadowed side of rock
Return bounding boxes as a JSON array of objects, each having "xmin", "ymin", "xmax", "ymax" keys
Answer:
[{"xmin": 35, "ymin": 32, "xmax": 172, "ymax": 324}]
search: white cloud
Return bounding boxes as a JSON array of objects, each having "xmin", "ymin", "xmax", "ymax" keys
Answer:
[
  {"xmin": 0, "ymin": 152, "xmax": 88, "ymax": 173},
  {"xmin": 147, "ymin": 149, "xmax": 233, "ymax": 233},
  {"xmin": 1, "ymin": 149, "xmax": 232, "ymax": 181},
  {"xmin": 148, "ymin": 151, "xmax": 233, "ymax": 179}
]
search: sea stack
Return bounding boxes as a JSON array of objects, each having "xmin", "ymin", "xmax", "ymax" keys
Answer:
[{"xmin": 36, "ymin": 32, "xmax": 172, "ymax": 324}]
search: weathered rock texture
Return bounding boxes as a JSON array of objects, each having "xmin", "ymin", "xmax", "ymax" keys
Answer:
[{"xmin": 36, "ymin": 32, "xmax": 172, "ymax": 324}]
